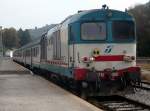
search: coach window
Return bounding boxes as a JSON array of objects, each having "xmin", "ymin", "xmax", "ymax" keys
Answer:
[
  {"xmin": 35, "ymin": 48, "xmax": 37, "ymax": 57},
  {"xmin": 36, "ymin": 47, "xmax": 39, "ymax": 57},
  {"xmin": 33, "ymin": 48, "xmax": 35, "ymax": 57},
  {"xmin": 26, "ymin": 51, "xmax": 28, "ymax": 57},
  {"xmin": 35, "ymin": 48, "xmax": 37, "ymax": 56},
  {"xmin": 81, "ymin": 22, "xmax": 106, "ymax": 40},
  {"xmin": 34, "ymin": 48, "xmax": 35, "ymax": 57},
  {"xmin": 29, "ymin": 50, "xmax": 31, "ymax": 57},
  {"xmin": 49, "ymin": 39, "xmax": 51, "ymax": 45},
  {"xmin": 32, "ymin": 48, "xmax": 34, "ymax": 57},
  {"xmin": 34, "ymin": 49, "xmax": 35, "ymax": 56},
  {"xmin": 34, "ymin": 48, "xmax": 36, "ymax": 57},
  {"xmin": 37, "ymin": 47, "xmax": 39, "ymax": 56}
]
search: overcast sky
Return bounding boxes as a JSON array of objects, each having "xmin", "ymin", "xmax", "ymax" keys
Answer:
[{"xmin": 0, "ymin": 0, "xmax": 148, "ymax": 29}]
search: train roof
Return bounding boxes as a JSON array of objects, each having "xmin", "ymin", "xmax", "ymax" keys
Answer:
[
  {"xmin": 61, "ymin": 9, "xmax": 134, "ymax": 25},
  {"xmin": 17, "ymin": 38, "xmax": 41, "ymax": 51}
]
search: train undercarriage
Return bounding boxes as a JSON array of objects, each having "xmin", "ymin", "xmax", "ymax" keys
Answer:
[
  {"xmin": 80, "ymin": 70, "xmax": 141, "ymax": 97},
  {"xmin": 14, "ymin": 60, "xmax": 141, "ymax": 98},
  {"xmin": 31, "ymin": 67, "xmax": 141, "ymax": 98}
]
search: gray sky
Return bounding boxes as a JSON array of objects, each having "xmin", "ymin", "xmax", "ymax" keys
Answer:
[{"xmin": 0, "ymin": 0, "xmax": 148, "ymax": 29}]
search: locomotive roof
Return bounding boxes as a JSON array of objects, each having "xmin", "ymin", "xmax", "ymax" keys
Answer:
[{"xmin": 61, "ymin": 9, "xmax": 134, "ymax": 25}]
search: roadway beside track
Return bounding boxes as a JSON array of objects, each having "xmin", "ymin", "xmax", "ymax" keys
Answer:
[
  {"xmin": 137, "ymin": 59, "xmax": 150, "ymax": 82},
  {"xmin": 0, "ymin": 58, "xmax": 102, "ymax": 111},
  {"xmin": 141, "ymin": 69, "xmax": 150, "ymax": 82}
]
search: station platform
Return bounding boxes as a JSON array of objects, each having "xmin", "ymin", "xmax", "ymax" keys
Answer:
[
  {"xmin": 0, "ymin": 57, "xmax": 30, "ymax": 74},
  {"xmin": 0, "ymin": 58, "xmax": 102, "ymax": 111}
]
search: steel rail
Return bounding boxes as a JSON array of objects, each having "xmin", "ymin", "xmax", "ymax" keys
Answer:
[
  {"xmin": 133, "ymin": 81, "xmax": 150, "ymax": 91},
  {"xmin": 88, "ymin": 95, "xmax": 150, "ymax": 111},
  {"xmin": 141, "ymin": 81, "xmax": 150, "ymax": 85}
]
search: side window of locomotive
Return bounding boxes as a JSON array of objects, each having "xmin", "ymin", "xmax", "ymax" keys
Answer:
[
  {"xmin": 112, "ymin": 21, "xmax": 135, "ymax": 40},
  {"xmin": 70, "ymin": 26, "xmax": 75, "ymax": 42},
  {"xmin": 81, "ymin": 22, "xmax": 106, "ymax": 40}
]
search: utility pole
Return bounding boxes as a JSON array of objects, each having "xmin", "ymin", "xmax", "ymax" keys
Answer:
[
  {"xmin": 0, "ymin": 26, "xmax": 4, "ymax": 57},
  {"xmin": 0, "ymin": 26, "xmax": 2, "ymax": 57}
]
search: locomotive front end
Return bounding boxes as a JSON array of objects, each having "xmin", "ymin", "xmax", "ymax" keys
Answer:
[{"xmin": 69, "ymin": 9, "xmax": 141, "ymax": 96}]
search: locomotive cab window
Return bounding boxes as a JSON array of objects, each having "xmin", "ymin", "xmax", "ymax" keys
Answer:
[
  {"xmin": 81, "ymin": 22, "xmax": 106, "ymax": 40},
  {"xmin": 112, "ymin": 21, "xmax": 135, "ymax": 41}
]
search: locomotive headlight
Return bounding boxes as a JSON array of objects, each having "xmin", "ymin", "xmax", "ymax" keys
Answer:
[
  {"xmin": 89, "ymin": 57, "xmax": 95, "ymax": 61},
  {"xmin": 81, "ymin": 57, "xmax": 95, "ymax": 63}
]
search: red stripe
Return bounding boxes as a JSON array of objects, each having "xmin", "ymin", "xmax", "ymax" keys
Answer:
[{"xmin": 94, "ymin": 55, "xmax": 124, "ymax": 61}]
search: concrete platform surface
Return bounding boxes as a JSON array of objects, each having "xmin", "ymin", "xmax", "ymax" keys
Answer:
[
  {"xmin": 0, "ymin": 58, "xmax": 30, "ymax": 74},
  {"xmin": 0, "ymin": 74, "xmax": 102, "ymax": 111}
]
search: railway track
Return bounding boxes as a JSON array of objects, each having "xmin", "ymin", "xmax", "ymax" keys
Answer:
[
  {"xmin": 88, "ymin": 95, "xmax": 150, "ymax": 111},
  {"xmin": 36, "ymin": 72, "xmax": 150, "ymax": 110},
  {"xmin": 141, "ymin": 81, "xmax": 150, "ymax": 86},
  {"xmin": 134, "ymin": 81, "xmax": 150, "ymax": 91}
]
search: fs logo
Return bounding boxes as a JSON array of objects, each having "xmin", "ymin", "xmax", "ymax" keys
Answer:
[{"xmin": 104, "ymin": 45, "xmax": 113, "ymax": 53}]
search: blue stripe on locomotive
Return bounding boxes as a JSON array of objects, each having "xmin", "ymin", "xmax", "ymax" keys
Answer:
[{"xmin": 40, "ymin": 63, "xmax": 73, "ymax": 78}]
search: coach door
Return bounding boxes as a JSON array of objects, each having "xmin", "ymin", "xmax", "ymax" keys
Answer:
[{"xmin": 40, "ymin": 34, "xmax": 47, "ymax": 62}]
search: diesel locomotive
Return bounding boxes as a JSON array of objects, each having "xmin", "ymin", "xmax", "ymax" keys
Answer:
[{"xmin": 13, "ymin": 6, "xmax": 141, "ymax": 97}]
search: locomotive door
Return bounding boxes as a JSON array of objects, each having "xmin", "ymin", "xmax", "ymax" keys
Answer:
[
  {"xmin": 40, "ymin": 34, "xmax": 47, "ymax": 62},
  {"xmin": 69, "ymin": 25, "xmax": 75, "ymax": 67}
]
